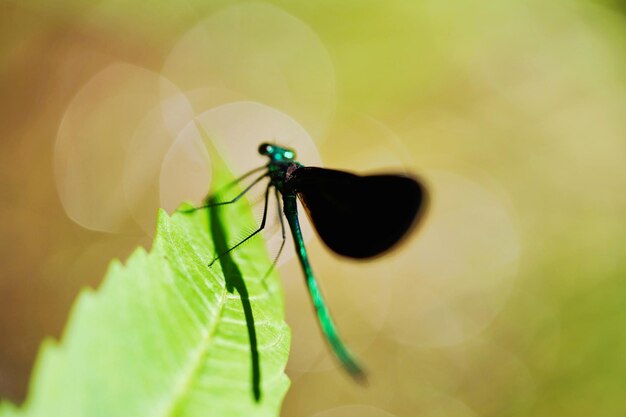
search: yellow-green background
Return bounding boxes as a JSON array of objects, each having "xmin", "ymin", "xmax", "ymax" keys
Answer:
[{"xmin": 2, "ymin": 0, "xmax": 626, "ymax": 416}]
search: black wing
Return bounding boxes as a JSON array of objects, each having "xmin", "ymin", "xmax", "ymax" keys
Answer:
[{"xmin": 286, "ymin": 167, "xmax": 428, "ymax": 259}]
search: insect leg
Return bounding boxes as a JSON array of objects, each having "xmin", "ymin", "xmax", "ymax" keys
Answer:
[
  {"xmin": 208, "ymin": 183, "xmax": 271, "ymax": 267},
  {"xmin": 262, "ymin": 189, "xmax": 287, "ymax": 281},
  {"xmin": 178, "ymin": 171, "xmax": 268, "ymax": 213},
  {"xmin": 273, "ymin": 188, "xmax": 287, "ymax": 263},
  {"xmin": 224, "ymin": 164, "xmax": 269, "ymax": 187}
]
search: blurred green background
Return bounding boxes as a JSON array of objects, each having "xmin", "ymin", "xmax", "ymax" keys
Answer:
[{"xmin": 2, "ymin": 0, "xmax": 626, "ymax": 416}]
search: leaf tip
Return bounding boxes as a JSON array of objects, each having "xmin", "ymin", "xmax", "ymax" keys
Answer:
[{"xmin": 156, "ymin": 207, "xmax": 171, "ymax": 223}]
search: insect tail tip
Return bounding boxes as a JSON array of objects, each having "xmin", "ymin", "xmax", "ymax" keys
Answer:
[{"xmin": 352, "ymin": 368, "xmax": 369, "ymax": 386}]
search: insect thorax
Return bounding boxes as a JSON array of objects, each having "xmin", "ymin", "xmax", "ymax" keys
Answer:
[{"xmin": 268, "ymin": 161, "xmax": 301, "ymax": 192}]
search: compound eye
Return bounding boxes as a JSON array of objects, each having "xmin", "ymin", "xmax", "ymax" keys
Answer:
[{"xmin": 258, "ymin": 143, "xmax": 273, "ymax": 155}]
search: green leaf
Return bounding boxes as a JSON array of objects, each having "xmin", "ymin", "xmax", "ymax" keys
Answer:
[
  {"xmin": 0, "ymin": 401, "xmax": 17, "ymax": 417},
  {"xmin": 1, "ymin": 149, "xmax": 290, "ymax": 417}
]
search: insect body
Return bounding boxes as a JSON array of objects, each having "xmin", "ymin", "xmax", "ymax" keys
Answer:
[{"xmin": 185, "ymin": 142, "xmax": 428, "ymax": 380}]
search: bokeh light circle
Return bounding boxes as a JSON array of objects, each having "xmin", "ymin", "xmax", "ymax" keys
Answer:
[
  {"xmin": 170, "ymin": 101, "xmax": 322, "ymax": 264},
  {"xmin": 312, "ymin": 404, "xmax": 400, "ymax": 417},
  {"xmin": 55, "ymin": 63, "xmax": 193, "ymax": 234},
  {"xmin": 384, "ymin": 170, "xmax": 520, "ymax": 347},
  {"xmin": 162, "ymin": 3, "xmax": 336, "ymax": 140}
]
